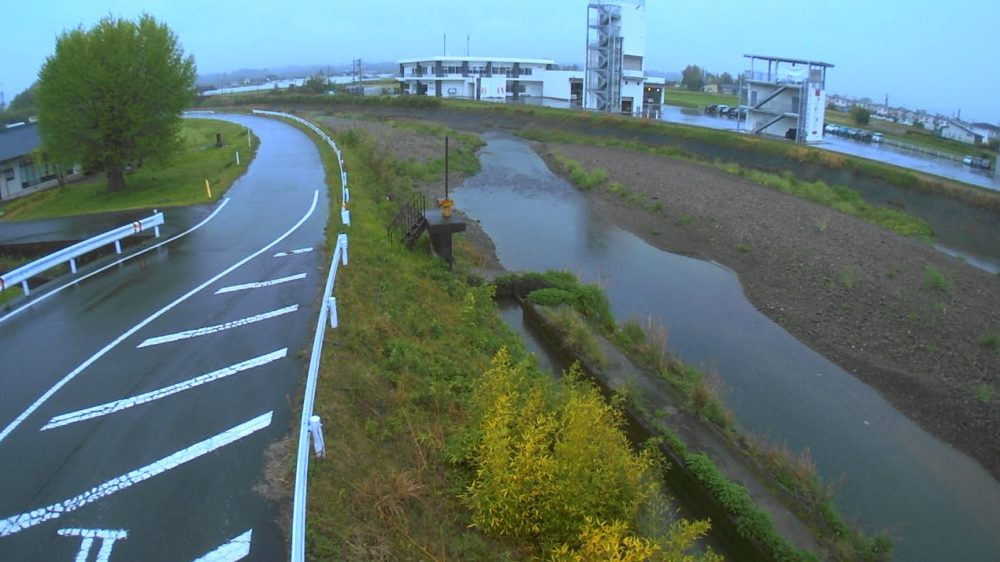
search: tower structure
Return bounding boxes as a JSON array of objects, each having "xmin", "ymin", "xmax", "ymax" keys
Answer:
[{"xmin": 585, "ymin": 1, "xmax": 646, "ymax": 115}]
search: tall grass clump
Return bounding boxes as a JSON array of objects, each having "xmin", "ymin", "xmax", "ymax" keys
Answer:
[{"xmin": 464, "ymin": 348, "xmax": 720, "ymax": 560}]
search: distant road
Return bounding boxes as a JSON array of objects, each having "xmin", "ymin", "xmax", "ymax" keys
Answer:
[{"xmin": 0, "ymin": 114, "xmax": 328, "ymax": 560}]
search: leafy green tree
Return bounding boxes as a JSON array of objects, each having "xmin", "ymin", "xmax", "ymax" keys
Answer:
[
  {"xmin": 302, "ymin": 74, "xmax": 330, "ymax": 94},
  {"xmin": 1, "ymin": 83, "xmax": 39, "ymax": 123},
  {"xmin": 849, "ymin": 105, "xmax": 871, "ymax": 126},
  {"xmin": 681, "ymin": 65, "xmax": 705, "ymax": 91},
  {"xmin": 718, "ymin": 72, "xmax": 734, "ymax": 86},
  {"xmin": 36, "ymin": 15, "xmax": 196, "ymax": 192}
]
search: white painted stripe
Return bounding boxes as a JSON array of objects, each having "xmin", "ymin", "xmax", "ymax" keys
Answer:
[
  {"xmin": 58, "ymin": 528, "xmax": 128, "ymax": 539},
  {"xmin": 273, "ymin": 247, "xmax": 313, "ymax": 257},
  {"xmin": 136, "ymin": 305, "xmax": 298, "ymax": 348},
  {"xmin": 0, "ymin": 192, "xmax": 317, "ymax": 446},
  {"xmin": 193, "ymin": 530, "xmax": 253, "ymax": 562},
  {"xmin": 0, "ymin": 412, "xmax": 272, "ymax": 537},
  {"xmin": 215, "ymin": 273, "xmax": 307, "ymax": 294},
  {"xmin": 43, "ymin": 350, "xmax": 287, "ymax": 430},
  {"xmin": 0, "ymin": 198, "xmax": 232, "ymax": 325}
]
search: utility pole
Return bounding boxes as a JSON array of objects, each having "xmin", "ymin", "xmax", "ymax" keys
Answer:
[
  {"xmin": 443, "ymin": 34, "xmax": 447, "ymax": 56},
  {"xmin": 466, "ymin": 34, "xmax": 470, "ymax": 57}
]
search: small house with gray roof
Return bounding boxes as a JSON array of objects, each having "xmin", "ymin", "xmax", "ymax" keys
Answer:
[{"xmin": 0, "ymin": 122, "xmax": 78, "ymax": 201}]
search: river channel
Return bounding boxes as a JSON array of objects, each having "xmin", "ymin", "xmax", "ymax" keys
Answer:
[{"xmin": 454, "ymin": 133, "xmax": 1000, "ymax": 562}]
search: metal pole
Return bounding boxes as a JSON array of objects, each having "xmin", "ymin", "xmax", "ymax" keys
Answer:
[{"xmin": 445, "ymin": 136, "xmax": 449, "ymax": 200}]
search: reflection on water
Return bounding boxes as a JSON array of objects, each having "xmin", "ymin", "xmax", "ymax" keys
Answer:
[{"xmin": 456, "ymin": 133, "xmax": 1000, "ymax": 562}]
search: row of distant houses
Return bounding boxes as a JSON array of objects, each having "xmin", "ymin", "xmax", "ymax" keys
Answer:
[{"xmin": 828, "ymin": 94, "xmax": 1000, "ymax": 146}]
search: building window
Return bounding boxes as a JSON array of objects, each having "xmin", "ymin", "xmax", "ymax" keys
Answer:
[
  {"xmin": 19, "ymin": 162, "xmax": 38, "ymax": 188},
  {"xmin": 3, "ymin": 169, "xmax": 13, "ymax": 182},
  {"xmin": 521, "ymin": 67, "xmax": 532, "ymax": 76}
]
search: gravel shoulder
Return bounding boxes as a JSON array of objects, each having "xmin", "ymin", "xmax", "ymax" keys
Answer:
[{"xmin": 538, "ymin": 142, "xmax": 1000, "ymax": 481}]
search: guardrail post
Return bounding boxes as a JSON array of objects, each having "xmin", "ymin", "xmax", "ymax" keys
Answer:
[
  {"xmin": 341, "ymin": 209, "xmax": 351, "ymax": 227},
  {"xmin": 21, "ymin": 281, "xmax": 30, "ymax": 296},
  {"xmin": 308, "ymin": 415, "xmax": 326, "ymax": 458},
  {"xmin": 114, "ymin": 241, "xmax": 122, "ymax": 254},
  {"xmin": 328, "ymin": 297, "xmax": 338, "ymax": 328},
  {"xmin": 70, "ymin": 259, "xmax": 77, "ymax": 274},
  {"xmin": 338, "ymin": 234, "xmax": 349, "ymax": 265}
]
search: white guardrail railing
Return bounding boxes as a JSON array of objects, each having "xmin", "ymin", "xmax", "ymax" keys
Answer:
[
  {"xmin": 251, "ymin": 110, "xmax": 351, "ymax": 562},
  {"xmin": 0, "ymin": 211, "xmax": 164, "ymax": 296}
]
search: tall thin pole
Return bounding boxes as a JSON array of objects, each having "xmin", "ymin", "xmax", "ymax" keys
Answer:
[{"xmin": 445, "ymin": 136, "xmax": 449, "ymax": 200}]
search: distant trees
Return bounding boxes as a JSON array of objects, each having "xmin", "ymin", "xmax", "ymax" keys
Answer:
[
  {"xmin": 681, "ymin": 65, "xmax": 705, "ymax": 91},
  {"xmin": 0, "ymin": 83, "xmax": 39, "ymax": 123},
  {"xmin": 302, "ymin": 74, "xmax": 330, "ymax": 94},
  {"xmin": 849, "ymin": 106, "xmax": 871, "ymax": 126},
  {"xmin": 36, "ymin": 14, "xmax": 196, "ymax": 192}
]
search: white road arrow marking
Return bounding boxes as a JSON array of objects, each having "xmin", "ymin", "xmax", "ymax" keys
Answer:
[
  {"xmin": 215, "ymin": 273, "xmax": 307, "ymax": 294},
  {"xmin": 0, "ymin": 412, "xmax": 272, "ymax": 537},
  {"xmin": 58, "ymin": 528, "xmax": 127, "ymax": 562},
  {"xmin": 43, "ymin": 350, "xmax": 287, "ymax": 430},
  {"xmin": 136, "ymin": 305, "xmax": 298, "ymax": 348},
  {"xmin": 192, "ymin": 529, "xmax": 253, "ymax": 562},
  {"xmin": 273, "ymin": 247, "xmax": 313, "ymax": 257}
]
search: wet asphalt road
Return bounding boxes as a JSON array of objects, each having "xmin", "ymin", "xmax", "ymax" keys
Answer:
[{"xmin": 0, "ymin": 114, "xmax": 329, "ymax": 560}]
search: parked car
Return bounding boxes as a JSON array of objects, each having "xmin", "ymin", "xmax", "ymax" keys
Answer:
[
  {"xmin": 716, "ymin": 104, "xmax": 729, "ymax": 116},
  {"xmin": 871, "ymin": 132, "xmax": 884, "ymax": 143},
  {"xmin": 963, "ymin": 155, "xmax": 974, "ymax": 166},
  {"xmin": 824, "ymin": 124, "xmax": 839, "ymax": 135},
  {"xmin": 704, "ymin": 104, "xmax": 718, "ymax": 114}
]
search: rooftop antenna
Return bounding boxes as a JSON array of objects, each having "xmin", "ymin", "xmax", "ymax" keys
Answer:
[
  {"xmin": 443, "ymin": 34, "xmax": 447, "ymax": 56},
  {"xmin": 466, "ymin": 34, "xmax": 470, "ymax": 57}
]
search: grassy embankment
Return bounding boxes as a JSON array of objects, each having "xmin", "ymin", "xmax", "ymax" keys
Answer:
[
  {"xmin": 663, "ymin": 89, "xmax": 738, "ymax": 109},
  {"xmin": 286, "ymin": 116, "xmax": 721, "ymax": 560},
  {"xmin": 436, "ymin": 99, "xmax": 1000, "ymax": 210},
  {"xmin": 0, "ymin": 119, "xmax": 257, "ymax": 221},
  {"xmin": 510, "ymin": 272, "xmax": 891, "ymax": 561},
  {"xmin": 533, "ymin": 129, "xmax": 934, "ymax": 240}
]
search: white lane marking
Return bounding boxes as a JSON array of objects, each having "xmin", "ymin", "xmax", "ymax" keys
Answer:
[
  {"xmin": 193, "ymin": 529, "xmax": 253, "ymax": 562},
  {"xmin": 215, "ymin": 273, "xmax": 307, "ymax": 294},
  {"xmin": 273, "ymin": 247, "xmax": 313, "ymax": 257},
  {"xmin": 136, "ymin": 305, "xmax": 298, "ymax": 348},
  {"xmin": 58, "ymin": 528, "xmax": 127, "ymax": 562},
  {"xmin": 0, "ymin": 199, "xmax": 232, "ymax": 325},
  {"xmin": 0, "ymin": 412, "xmax": 272, "ymax": 537},
  {"xmin": 43, "ymin": 350, "xmax": 287, "ymax": 430},
  {"xmin": 0, "ymin": 192, "xmax": 317, "ymax": 446}
]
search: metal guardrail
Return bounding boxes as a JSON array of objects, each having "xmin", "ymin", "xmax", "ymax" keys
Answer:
[
  {"xmin": 250, "ymin": 110, "xmax": 352, "ymax": 562},
  {"xmin": 0, "ymin": 212, "xmax": 164, "ymax": 296},
  {"xmin": 252, "ymin": 110, "xmax": 351, "ymax": 227}
]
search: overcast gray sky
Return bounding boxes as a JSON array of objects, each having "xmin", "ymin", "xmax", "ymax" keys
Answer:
[{"xmin": 3, "ymin": 0, "xmax": 998, "ymax": 123}]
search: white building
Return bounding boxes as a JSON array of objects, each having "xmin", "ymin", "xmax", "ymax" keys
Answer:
[
  {"xmin": 741, "ymin": 54, "xmax": 833, "ymax": 143},
  {"xmin": 397, "ymin": 57, "xmax": 584, "ymax": 103},
  {"xmin": 585, "ymin": 1, "xmax": 650, "ymax": 115},
  {"xmin": 941, "ymin": 120, "xmax": 984, "ymax": 145}
]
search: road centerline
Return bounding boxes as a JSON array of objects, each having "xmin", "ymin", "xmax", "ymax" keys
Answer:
[
  {"xmin": 214, "ymin": 273, "xmax": 307, "ymax": 294},
  {"xmin": 136, "ymin": 305, "xmax": 299, "ymax": 348},
  {"xmin": 42, "ymin": 349, "xmax": 288, "ymax": 430},
  {"xmin": 0, "ymin": 412, "xmax": 273, "ymax": 537}
]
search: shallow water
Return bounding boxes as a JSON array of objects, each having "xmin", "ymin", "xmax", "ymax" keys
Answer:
[{"xmin": 456, "ymin": 133, "xmax": 1000, "ymax": 562}]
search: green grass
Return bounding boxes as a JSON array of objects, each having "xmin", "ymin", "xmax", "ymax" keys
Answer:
[
  {"xmin": 924, "ymin": 265, "xmax": 952, "ymax": 293},
  {"xmin": 663, "ymin": 89, "xmax": 738, "ymax": 109},
  {"xmin": 0, "ymin": 120, "xmax": 257, "ymax": 221},
  {"xmin": 974, "ymin": 384, "xmax": 997, "ymax": 403},
  {"xmin": 526, "ymin": 128, "xmax": 935, "ymax": 240},
  {"xmin": 981, "ymin": 334, "xmax": 1000, "ymax": 354}
]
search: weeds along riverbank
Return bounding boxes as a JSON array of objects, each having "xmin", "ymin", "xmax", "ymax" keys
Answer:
[
  {"xmin": 276, "ymin": 110, "xmax": 891, "ymax": 561},
  {"xmin": 283, "ymin": 114, "xmax": 722, "ymax": 560}
]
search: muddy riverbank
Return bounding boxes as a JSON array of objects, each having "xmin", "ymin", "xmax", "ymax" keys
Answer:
[{"xmin": 536, "ymin": 141, "xmax": 1000, "ymax": 482}]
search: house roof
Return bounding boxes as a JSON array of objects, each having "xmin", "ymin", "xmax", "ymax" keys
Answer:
[
  {"xmin": 398, "ymin": 56, "xmax": 556, "ymax": 66},
  {"xmin": 946, "ymin": 119, "xmax": 978, "ymax": 136},
  {"xmin": 743, "ymin": 54, "xmax": 834, "ymax": 68},
  {"xmin": 0, "ymin": 122, "xmax": 41, "ymax": 163}
]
